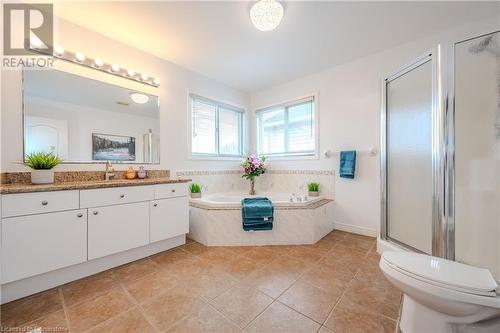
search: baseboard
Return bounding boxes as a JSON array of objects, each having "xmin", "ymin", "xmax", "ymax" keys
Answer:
[
  {"xmin": 1, "ymin": 235, "xmax": 185, "ymax": 304},
  {"xmin": 333, "ymin": 221, "xmax": 377, "ymax": 237}
]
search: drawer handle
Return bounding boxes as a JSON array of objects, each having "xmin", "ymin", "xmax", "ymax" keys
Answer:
[
  {"xmin": 153, "ymin": 203, "xmax": 158, "ymax": 207},
  {"xmin": 93, "ymin": 211, "xmax": 99, "ymax": 215},
  {"xmin": 171, "ymin": 189, "xmax": 176, "ymax": 193},
  {"xmin": 41, "ymin": 201, "xmax": 48, "ymax": 206},
  {"xmin": 77, "ymin": 213, "xmax": 83, "ymax": 218},
  {"xmin": 120, "ymin": 194, "xmax": 125, "ymax": 198}
]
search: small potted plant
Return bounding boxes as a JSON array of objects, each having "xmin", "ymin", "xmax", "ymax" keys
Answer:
[
  {"xmin": 307, "ymin": 182, "xmax": 320, "ymax": 197},
  {"xmin": 189, "ymin": 183, "xmax": 202, "ymax": 198},
  {"xmin": 25, "ymin": 152, "xmax": 61, "ymax": 184}
]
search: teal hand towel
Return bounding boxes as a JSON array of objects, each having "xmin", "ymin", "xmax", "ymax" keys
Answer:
[{"xmin": 339, "ymin": 150, "xmax": 356, "ymax": 179}]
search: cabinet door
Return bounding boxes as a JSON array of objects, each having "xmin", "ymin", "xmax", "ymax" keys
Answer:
[
  {"xmin": 150, "ymin": 197, "xmax": 188, "ymax": 243},
  {"xmin": 88, "ymin": 202, "xmax": 149, "ymax": 260},
  {"xmin": 1, "ymin": 209, "xmax": 87, "ymax": 283}
]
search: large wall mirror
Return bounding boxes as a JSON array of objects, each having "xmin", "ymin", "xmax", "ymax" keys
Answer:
[{"xmin": 23, "ymin": 69, "xmax": 160, "ymax": 164}]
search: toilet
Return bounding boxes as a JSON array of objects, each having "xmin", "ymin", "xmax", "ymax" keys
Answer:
[{"xmin": 379, "ymin": 251, "xmax": 500, "ymax": 333}]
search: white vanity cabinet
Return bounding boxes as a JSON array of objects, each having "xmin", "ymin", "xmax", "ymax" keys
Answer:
[
  {"xmin": 1, "ymin": 209, "xmax": 88, "ymax": 284},
  {"xmin": 150, "ymin": 197, "xmax": 189, "ymax": 243},
  {"xmin": 87, "ymin": 202, "xmax": 150, "ymax": 260},
  {"xmin": 0, "ymin": 182, "xmax": 189, "ymax": 289}
]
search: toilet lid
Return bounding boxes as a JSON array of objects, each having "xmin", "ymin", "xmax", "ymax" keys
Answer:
[{"xmin": 382, "ymin": 252, "xmax": 498, "ymax": 295}]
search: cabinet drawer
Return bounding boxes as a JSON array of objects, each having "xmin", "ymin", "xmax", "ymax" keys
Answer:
[
  {"xmin": 1, "ymin": 209, "xmax": 87, "ymax": 283},
  {"xmin": 154, "ymin": 183, "xmax": 187, "ymax": 199},
  {"xmin": 80, "ymin": 185, "xmax": 154, "ymax": 208},
  {"xmin": 1, "ymin": 191, "xmax": 79, "ymax": 218},
  {"xmin": 88, "ymin": 202, "xmax": 149, "ymax": 260}
]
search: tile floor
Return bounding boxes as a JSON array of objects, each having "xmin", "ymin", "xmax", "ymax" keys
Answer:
[{"xmin": 0, "ymin": 230, "xmax": 402, "ymax": 333}]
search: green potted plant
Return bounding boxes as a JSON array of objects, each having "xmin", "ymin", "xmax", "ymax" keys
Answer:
[
  {"xmin": 307, "ymin": 182, "xmax": 320, "ymax": 197},
  {"xmin": 189, "ymin": 183, "xmax": 202, "ymax": 198},
  {"xmin": 25, "ymin": 152, "xmax": 61, "ymax": 184}
]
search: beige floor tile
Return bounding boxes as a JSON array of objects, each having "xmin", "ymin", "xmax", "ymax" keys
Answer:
[
  {"xmin": 244, "ymin": 266, "xmax": 298, "ymax": 299},
  {"xmin": 245, "ymin": 302, "xmax": 321, "ymax": 333},
  {"xmin": 113, "ymin": 258, "xmax": 158, "ymax": 284},
  {"xmin": 287, "ymin": 246, "xmax": 326, "ymax": 263},
  {"xmin": 211, "ymin": 284, "xmax": 273, "ymax": 328},
  {"xmin": 196, "ymin": 247, "xmax": 238, "ymax": 266},
  {"xmin": 318, "ymin": 325, "xmax": 334, "ymax": 333},
  {"xmin": 0, "ymin": 288, "xmax": 62, "ymax": 328},
  {"xmin": 140, "ymin": 288, "xmax": 204, "ymax": 331},
  {"xmin": 244, "ymin": 247, "xmax": 283, "ymax": 265},
  {"xmin": 122, "ymin": 270, "xmax": 182, "ymax": 304},
  {"xmin": 86, "ymin": 308, "xmax": 155, "ymax": 333},
  {"xmin": 338, "ymin": 234, "xmax": 375, "ymax": 252},
  {"xmin": 62, "ymin": 270, "xmax": 117, "ymax": 306},
  {"xmin": 182, "ymin": 241, "xmax": 210, "ymax": 256},
  {"xmin": 17, "ymin": 310, "xmax": 68, "ymax": 333},
  {"xmin": 324, "ymin": 298, "xmax": 397, "ymax": 333},
  {"xmin": 66, "ymin": 287, "xmax": 134, "ymax": 333},
  {"xmin": 278, "ymin": 281, "xmax": 342, "ymax": 324},
  {"xmin": 150, "ymin": 248, "xmax": 195, "ymax": 267},
  {"xmin": 217, "ymin": 256, "xmax": 263, "ymax": 280},
  {"xmin": 183, "ymin": 266, "xmax": 239, "ymax": 300},
  {"xmin": 300, "ymin": 263, "xmax": 354, "ymax": 294},
  {"xmin": 266, "ymin": 255, "xmax": 314, "ymax": 275},
  {"xmin": 341, "ymin": 277, "xmax": 402, "ymax": 320},
  {"xmin": 167, "ymin": 301, "xmax": 240, "ymax": 333}
]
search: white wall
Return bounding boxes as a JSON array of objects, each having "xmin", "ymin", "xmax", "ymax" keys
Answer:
[
  {"xmin": 249, "ymin": 17, "xmax": 500, "ymax": 236},
  {"xmin": 1, "ymin": 18, "xmax": 250, "ymax": 173}
]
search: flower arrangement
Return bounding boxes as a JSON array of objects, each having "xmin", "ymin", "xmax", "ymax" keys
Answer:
[{"xmin": 241, "ymin": 154, "xmax": 266, "ymax": 195}]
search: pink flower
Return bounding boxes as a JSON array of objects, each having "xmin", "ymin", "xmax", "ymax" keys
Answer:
[{"xmin": 252, "ymin": 160, "xmax": 260, "ymax": 167}]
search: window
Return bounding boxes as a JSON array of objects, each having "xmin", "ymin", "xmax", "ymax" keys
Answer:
[
  {"xmin": 257, "ymin": 96, "xmax": 316, "ymax": 157},
  {"xmin": 190, "ymin": 95, "xmax": 244, "ymax": 157}
]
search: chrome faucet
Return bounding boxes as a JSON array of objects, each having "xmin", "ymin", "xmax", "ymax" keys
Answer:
[
  {"xmin": 105, "ymin": 161, "xmax": 115, "ymax": 181},
  {"xmin": 290, "ymin": 193, "xmax": 302, "ymax": 202}
]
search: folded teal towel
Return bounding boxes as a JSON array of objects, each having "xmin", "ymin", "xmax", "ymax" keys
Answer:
[
  {"xmin": 241, "ymin": 197, "xmax": 273, "ymax": 231},
  {"xmin": 340, "ymin": 150, "xmax": 356, "ymax": 179},
  {"xmin": 241, "ymin": 198, "xmax": 273, "ymax": 219}
]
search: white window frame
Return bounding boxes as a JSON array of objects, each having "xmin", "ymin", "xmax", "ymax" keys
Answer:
[
  {"xmin": 256, "ymin": 94, "xmax": 319, "ymax": 160},
  {"xmin": 188, "ymin": 93, "xmax": 246, "ymax": 160}
]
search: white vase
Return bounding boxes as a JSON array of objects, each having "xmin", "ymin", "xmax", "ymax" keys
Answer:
[{"xmin": 31, "ymin": 169, "xmax": 55, "ymax": 184}]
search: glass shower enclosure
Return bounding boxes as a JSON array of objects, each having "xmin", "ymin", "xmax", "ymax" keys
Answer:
[{"xmin": 381, "ymin": 30, "xmax": 500, "ymax": 279}]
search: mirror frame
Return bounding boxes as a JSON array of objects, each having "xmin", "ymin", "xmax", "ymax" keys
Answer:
[{"xmin": 22, "ymin": 67, "xmax": 161, "ymax": 164}]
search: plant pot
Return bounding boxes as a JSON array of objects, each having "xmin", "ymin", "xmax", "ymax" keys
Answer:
[
  {"xmin": 31, "ymin": 169, "xmax": 55, "ymax": 184},
  {"xmin": 308, "ymin": 191, "xmax": 319, "ymax": 197},
  {"xmin": 191, "ymin": 192, "xmax": 202, "ymax": 199}
]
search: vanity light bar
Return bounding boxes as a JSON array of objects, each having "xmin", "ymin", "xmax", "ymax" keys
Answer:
[{"xmin": 39, "ymin": 45, "xmax": 160, "ymax": 87}]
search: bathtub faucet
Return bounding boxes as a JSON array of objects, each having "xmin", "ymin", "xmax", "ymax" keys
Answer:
[{"xmin": 290, "ymin": 193, "xmax": 302, "ymax": 202}]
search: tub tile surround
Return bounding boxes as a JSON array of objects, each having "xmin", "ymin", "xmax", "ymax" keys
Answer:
[
  {"xmin": 176, "ymin": 169, "xmax": 335, "ymax": 199},
  {"xmin": 0, "ymin": 231, "xmax": 401, "ymax": 333}
]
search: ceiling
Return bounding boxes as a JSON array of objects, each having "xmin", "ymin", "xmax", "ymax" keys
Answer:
[
  {"xmin": 55, "ymin": 1, "xmax": 499, "ymax": 93},
  {"xmin": 25, "ymin": 68, "xmax": 160, "ymax": 118}
]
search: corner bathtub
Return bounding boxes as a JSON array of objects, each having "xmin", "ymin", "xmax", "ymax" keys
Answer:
[{"xmin": 188, "ymin": 192, "xmax": 334, "ymax": 246}]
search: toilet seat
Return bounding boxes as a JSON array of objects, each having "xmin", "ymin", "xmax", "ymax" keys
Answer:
[{"xmin": 382, "ymin": 252, "xmax": 498, "ymax": 297}]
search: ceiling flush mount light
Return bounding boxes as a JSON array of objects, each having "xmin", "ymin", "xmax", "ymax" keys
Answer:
[
  {"xmin": 250, "ymin": 0, "xmax": 284, "ymax": 32},
  {"xmin": 130, "ymin": 92, "xmax": 149, "ymax": 104}
]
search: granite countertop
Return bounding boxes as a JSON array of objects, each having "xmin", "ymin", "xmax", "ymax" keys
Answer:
[{"xmin": 0, "ymin": 177, "xmax": 191, "ymax": 194}]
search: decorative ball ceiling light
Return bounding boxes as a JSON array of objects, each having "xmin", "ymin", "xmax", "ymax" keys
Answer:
[{"xmin": 250, "ymin": 0, "xmax": 284, "ymax": 32}]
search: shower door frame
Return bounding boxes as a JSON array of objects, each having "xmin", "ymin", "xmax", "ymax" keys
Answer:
[{"xmin": 380, "ymin": 48, "xmax": 447, "ymax": 257}]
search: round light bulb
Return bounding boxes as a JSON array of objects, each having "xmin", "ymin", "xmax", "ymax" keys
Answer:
[
  {"xmin": 111, "ymin": 64, "xmax": 120, "ymax": 72},
  {"xmin": 250, "ymin": 0, "xmax": 284, "ymax": 32},
  {"xmin": 127, "ymin": 69, "xmax": 135, "ymax": 77},
  {"xmin": 94, "ymin": 58, "xmax": 104, "ymax": 67},
  {"xmin": 140, "ymin": 73, "xmax": 149, "ymax": 81},
  {"xmin": 54, "ymin": 46, "xmax": 64, "ymax": 56},
  {"xmin": 75, "ymin": 52, "xmax": 85, "ymax": 62},
  {"xmin": 153, "ymin": 78, "xmax": 160, "ymax": 85},
  {"xmin": 30, "ymin": 36, "xmax": 43, "ymax": 49}
]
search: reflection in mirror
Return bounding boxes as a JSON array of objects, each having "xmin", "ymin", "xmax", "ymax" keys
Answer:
[{"xmin": 23, "ymin": 68, "xmax": 160, "ymax": 164}]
